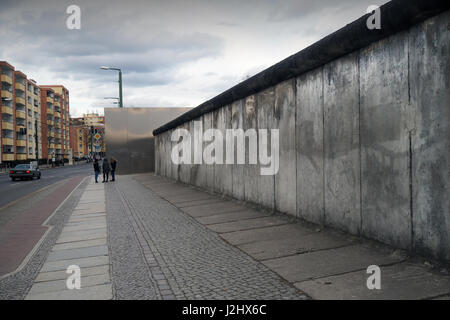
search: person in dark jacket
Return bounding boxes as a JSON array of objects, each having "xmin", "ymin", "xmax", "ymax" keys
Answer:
[
  {"xmin": 102, "ymin": 157, "xmax": 110, "ymax": 183},
  {"xmin": 110, "ymin": 157, "xmax": 117, "ymax": 182},
  {"xmin": 93, "ymin": 158, "xmax": 100, "ymax": 183}
]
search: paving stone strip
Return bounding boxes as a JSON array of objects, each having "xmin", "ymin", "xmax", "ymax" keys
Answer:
[{"xmin": 25, "ymin": 178, "xmax": 112, "ymax": 300}]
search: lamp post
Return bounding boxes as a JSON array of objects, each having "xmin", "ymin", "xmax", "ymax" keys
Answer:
[{"xmin": 100, "ymin": 66, "xmax": 123, "ymax": 108}]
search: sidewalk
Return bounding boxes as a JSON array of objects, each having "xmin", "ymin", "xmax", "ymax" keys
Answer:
[
  {"xmin": 130, "ymin": 173, "xmax": 450, "ymax": 300},
  {"xmin": 26, "ymin": 177, "xmax": 111, "ymax": 300},
  {"xmin": 17, "ymin": 173, "xmax": 450, "ymax": 300}
]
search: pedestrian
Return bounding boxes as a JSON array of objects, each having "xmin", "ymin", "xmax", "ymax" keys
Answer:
[
  {"xmin": 93, "ymin": 158, "xmax": 100, "ymax": 183},
  {"xmin": 110, "ymin": 157, "xmax": 117, "ymax": 181},
  {"xmin": 102, "ymin": 157, "xmax": 110, "ymax": 183}
]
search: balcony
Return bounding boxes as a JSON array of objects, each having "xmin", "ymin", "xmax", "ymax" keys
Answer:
[
  {"xmin": 16, "ymin": 139, "xmax": 27, "ymax": 147},
  {"xmin": 47, "ymin": 107, "xmax": 54, "ymax": 115},
  {"xmin": 54, "ymin": 101, "xmax": 60, "ymax": 107},
  {"xmin": 15, "ymin": 83, "xmax": 25, "ymax": 92},
  {"xmin": 46, "ymin": 97, "xmax": 53, "ymax": 103},
  {"xmin": 49, "ymin": 143, "xmax": 55, "ymax": 149},
  {"xmin": 2, "ymin": 154, "xmax": 14, "ymax": 161},
  {"xmin": 1, "ymin": 74, "xmax": 12, "ymax": 84},
  {"xmin": 1, "ymin": 90, "xmax": 12, "ymax": 100},
  {"xmin": 2, "ymin": 137, "xmax": 14, "ymax": 145},
  {"xmin": 17, "ymin": 154, "xmax": 27, "ymax": 161},
  {"xmin": 47, "ymin": 119, "xmax": 54, "ymax": 126},
  {"xmin": 2, "ymin": 121, "xmax": 14, "ymax": 130},
  {"xmin": 54, "ymin": 111, "xmax": 61, "ymax": 118},
  {"xmin": 16, "ymin": 110, "xmax": 26, "ymax": 119},
  {"xmin": 49, "ymin": 131, "xmax": 54, "ymax": 138},
  {"xmin": 1, "ymin": 105, "xmax": 13, "ymax": 115},
  {"xmin": 55, "ymin": 144, "xmax": 62, "ymax": 149},
  {"xmin": 16, "ymin": 97, "xmax": 25, "ymax": 106}
]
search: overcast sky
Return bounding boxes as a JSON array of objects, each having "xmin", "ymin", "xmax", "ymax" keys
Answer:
[{"xmin": 0, "ymin": 0, "xmax": 388, "ymax": 117}]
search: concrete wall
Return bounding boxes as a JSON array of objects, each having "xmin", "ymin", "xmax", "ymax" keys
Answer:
[{"xmin": 155, "ymin": 11, "xmax": 450, "ymax": 262}]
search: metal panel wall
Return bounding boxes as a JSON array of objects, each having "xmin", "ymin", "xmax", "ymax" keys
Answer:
[{"xmin": 105, "ymin": 107, "xmax": 190, "ymax": 174}]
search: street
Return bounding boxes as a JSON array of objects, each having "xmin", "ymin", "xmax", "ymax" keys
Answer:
[
  {"xmin": 0, "ymin": 163, "xmax": 91, "ymax": 278},
  {"xmin": 0, "ymin": 163, "xmax": 91, "ymax": 209}
]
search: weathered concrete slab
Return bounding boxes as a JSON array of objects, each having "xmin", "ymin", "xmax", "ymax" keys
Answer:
[
  {"xmin": 68, "ymin": 215, "xmax": 106, "ymax": 223},
  {"xmin": 323, "ymin": 53, "xmax": 361, "ymax": 234},
  {"xmin": 181, "ymin": 201, "xmax": 246, "ymax": 217},
  {"xmin": 231, "ymin": 100, "xmax": 245, "ymax": 201},
  {"xmin": 262, "ymin": 244, "xmax": 406, "ymax": 283},
  {"xmin": 51, "ymin": 238, "xmax": 107, "ymax": 251},
  {"xmin": 46, "ymin": 245, "xmax": 108, "ymax": 262},
  {"xmin": 220, "ymin": 223, "xmax": 314, "ymax": 246},
  {"xmin": 27, "ymin": 273, "xmax": 110, "ymax": 295},
  {"xmin": 56, "ymin": 230, "xmax": 106, "ymax": 244},
  {"xmin": 26, "ymin": 283, "xmax": 112, "ymax": 300},
  {"xmin": 40, "ymin": 256, "xmax": 109, "ymax": 273},
  {"xmin": 296, "ymin": 69, "xmax": 324, "ymax": 223},
  {"xmin": 274, "ymin": 79, "xmax": 297, "ymax": 216},
  {"xmin": 163, "ymin": 191, "xmax": 215, "ymax": 203},
  {"xmin": 204, "ymin": 112, "xmax": 215, "ymax": 191},
  {"xmin": 238, "ymin": 231, "xmax": 357, "ymax": 261},
  {"xmin": 207, "ymin": 216, "xmax": 289, "ymax": 233},
  {"xmin": 62, "ymin": 223, "xmax": 106, "ymax": 233},
  {"xmin": 213, "ymin": 105, "xmax": 233, "ymax": 197},
  {"xmin": 409, "ymin": 10, "xmax": 450, "ymax": 262},
  {"xmin": 256, "ymin": 87, "xmax": 275, "ymax": 210},
  {"xmin": 35, "ymin": 265, "xmax": 109, "ymax": 282},
  {"xmin": 196, "ymin": 209, "xmax": 270, "ymax": 225},
  {"xmin": 243, "ymin": 95, "xmax": 259, "ymax": 205},
  {"xmin": 72, "ymin": 207, "xmax": 106, "ymax": 215},
  {"xmin": 58, "ymin": 228, "xmax": 106, "ymax": 238},
  {"xmin": 175, "ymin": 197, "xmax": 225, "ymax": 209},
  {"xmin": 296, "ymin": 262, "xmax": 450, "ymax": 300},
  {"xmin": 359, "ymin": 31, "xmax": 411, "ymax": 249}
]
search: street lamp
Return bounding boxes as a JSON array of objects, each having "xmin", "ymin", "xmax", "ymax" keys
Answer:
[{"xmin": 100, "ymin": 66, "xmax": 123, "ymax": 108}]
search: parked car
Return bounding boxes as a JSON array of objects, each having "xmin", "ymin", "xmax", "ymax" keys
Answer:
[{"xmin": 10, "ymin": 164, "xmax": 41, "ymax": 181}]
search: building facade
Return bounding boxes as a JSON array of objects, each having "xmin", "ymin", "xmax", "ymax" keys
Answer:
[
  {"xmin": 40, "ymin": 85, "xmax": 71, "ymax": 162},
  {"xmin": 0, "ymin": 61, "xmax": 70, "ymax": 166},
  {"xmin": 70, "ymin": 113, "xmax": 105, "ymax": 158}
]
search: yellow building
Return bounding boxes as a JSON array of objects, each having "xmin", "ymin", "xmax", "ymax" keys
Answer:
[{"xmin": 0, "ymin": 60, "xmax": 69, "ymax": 166}]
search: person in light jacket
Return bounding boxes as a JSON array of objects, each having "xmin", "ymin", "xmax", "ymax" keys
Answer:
[{"xmin": 102, "ymin": 157, "xmax": 110, "ymax": 183}]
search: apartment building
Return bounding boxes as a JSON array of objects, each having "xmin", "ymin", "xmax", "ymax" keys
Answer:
[
  {"xmin": 39, "ymin": 85, "xmax": 71, "ymax": 162},
  {"xmin": 69, "ymin": 113, "xmax": 105, "ymax": 158},
  {"xmin": 0, "ymin": 61, "xmax": 70, "ymax": 166},
  {"xmin": 69, "ymin": 118, "xmax": 88, "ymax": 159}
]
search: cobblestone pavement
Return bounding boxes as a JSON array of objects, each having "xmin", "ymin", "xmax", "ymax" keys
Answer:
[{"xmin": 106, "ymin": 175, "xmax": 308, "ymax": 300}]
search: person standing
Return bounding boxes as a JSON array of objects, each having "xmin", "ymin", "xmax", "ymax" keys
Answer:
[
  {"xmin": 110, "ymin": 157, "xmax": 117, "ymax": 182},
  {"xmin": 93, "ymin": 158, "xmax": 100, "ymax": 183},
  {"xmin": 102, "ymin": 157, "xmax": 110, "ymax": 183}
]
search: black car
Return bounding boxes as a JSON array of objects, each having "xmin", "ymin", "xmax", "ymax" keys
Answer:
[{"xmin": 10, "ymin": 164, "xmax": 41, "ymax": 181}]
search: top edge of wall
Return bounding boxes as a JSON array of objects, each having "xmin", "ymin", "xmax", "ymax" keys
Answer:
[{"xmin": 153, "ymin": 0, "xmax": 450, "ymax": 136}]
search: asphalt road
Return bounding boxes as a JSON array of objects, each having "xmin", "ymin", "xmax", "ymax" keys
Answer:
[{"xmin": 0, "ymin": 163, "xmax": 92, "ymax": 209}]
